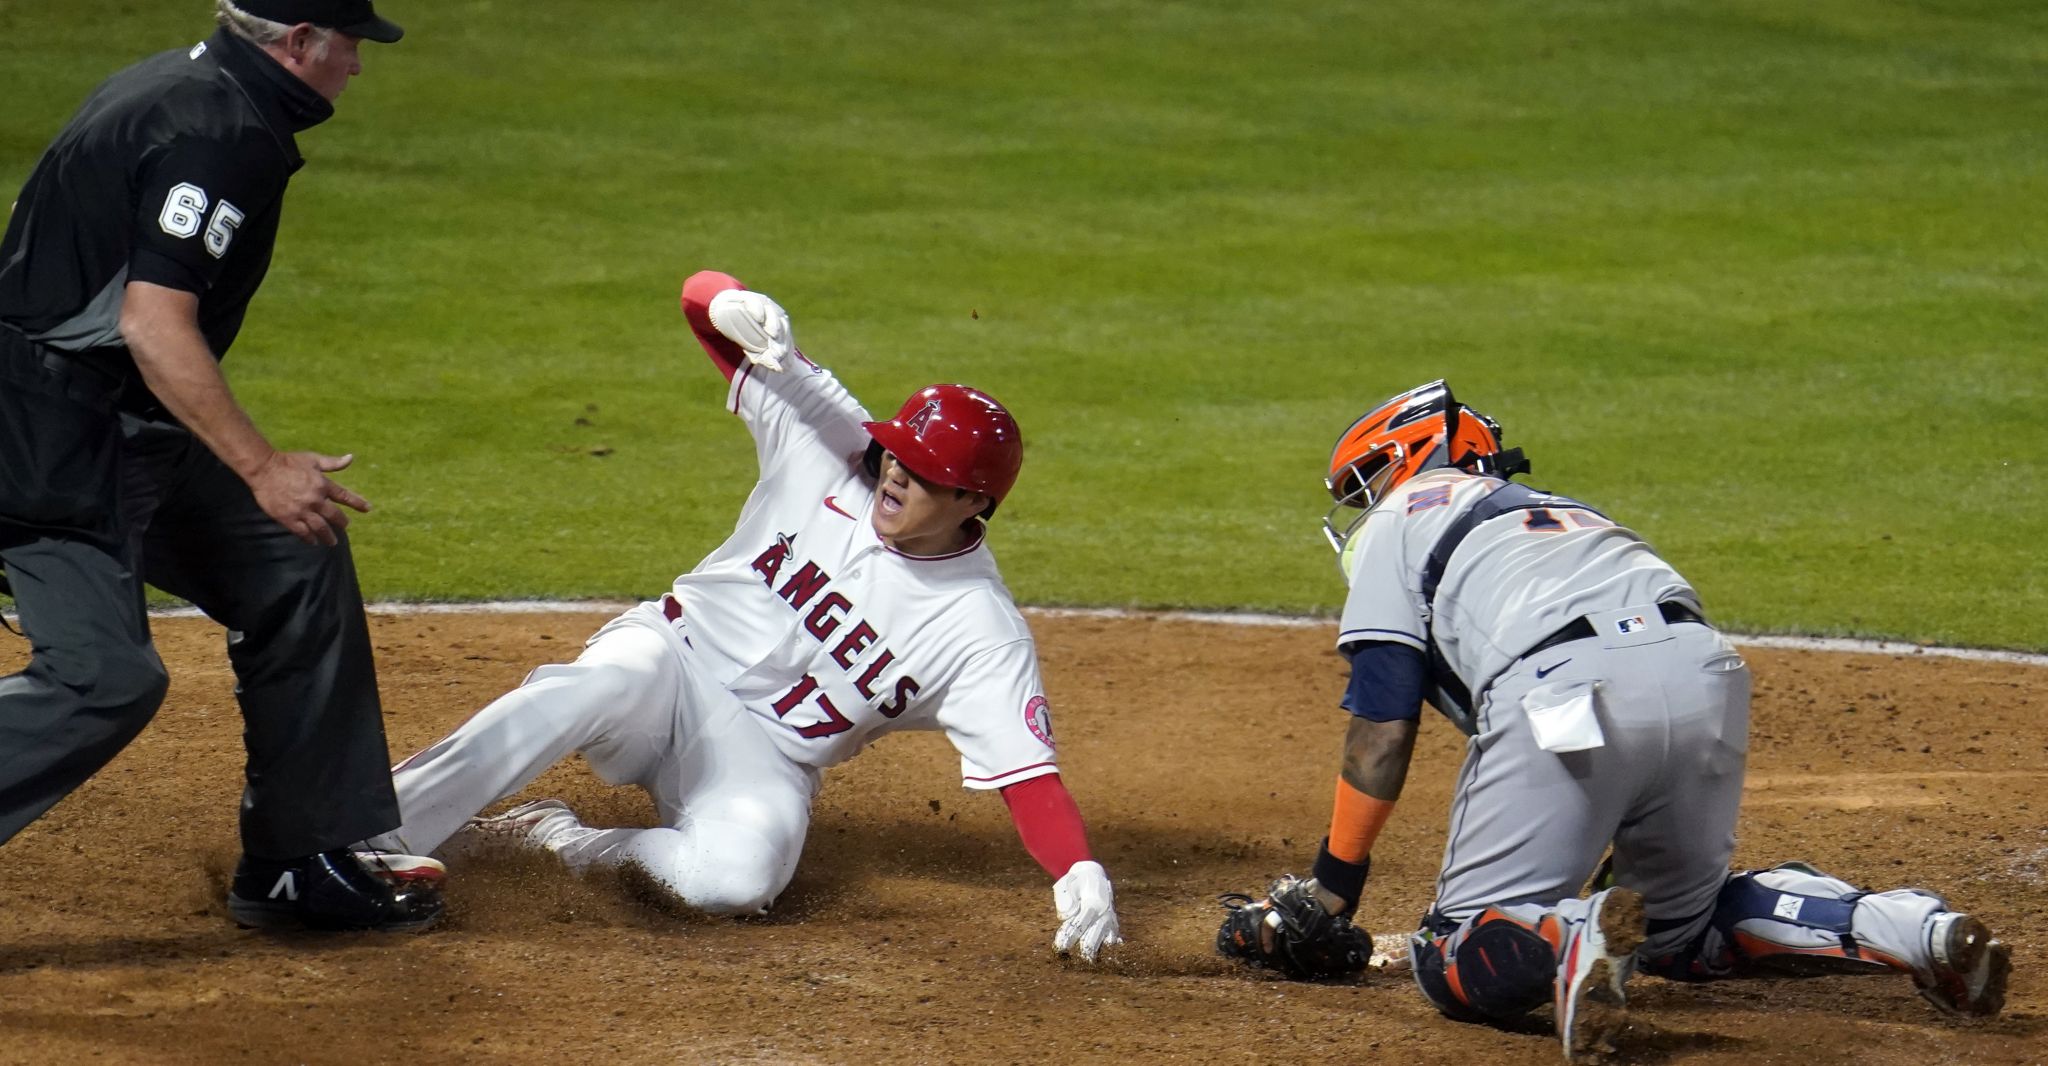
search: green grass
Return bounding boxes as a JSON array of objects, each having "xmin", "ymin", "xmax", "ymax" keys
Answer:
[{"xmin": 3, "ymin": 0, "xmax": 2043, "ymax": 648}]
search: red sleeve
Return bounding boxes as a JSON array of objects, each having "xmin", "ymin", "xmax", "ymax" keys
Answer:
[
  {"xmin": 678, "ymin": 270, "xmax": 749, "ymax": 382},
  {"xmin": 1000, "ymin": 773, "xmax": 1095, "ymax": 879}
]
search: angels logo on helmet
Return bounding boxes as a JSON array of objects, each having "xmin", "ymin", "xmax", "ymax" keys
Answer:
[{"xmin": 861, "ymin": 384, "xmax": 1023, "ymax": 519}]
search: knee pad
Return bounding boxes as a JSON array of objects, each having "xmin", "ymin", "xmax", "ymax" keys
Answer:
[
  {"xmin": 1410, "ymin": 936, "xmax": 1486, "ymax": 1023},
  {"xmin": 1411, "ymin": 910, "xmax": 1559, "ymax": 1024}
]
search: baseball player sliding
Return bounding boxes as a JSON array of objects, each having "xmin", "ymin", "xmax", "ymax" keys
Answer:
[
  {"xmin": 1215, "ymin": 381, "xmax": 2010, "ymax": 1062},
  {"xmin": 364, "ymin": 270, "xmax": 1121, "ymax": 960}
]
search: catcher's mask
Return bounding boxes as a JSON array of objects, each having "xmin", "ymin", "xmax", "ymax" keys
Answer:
[
  {"xmin": 1321, "ymin": 380, "xmax": 1529, "ymax": 561},
  {"xmin": 863, "ymin": 384, "xmax": 1022, "ymax": 519}
]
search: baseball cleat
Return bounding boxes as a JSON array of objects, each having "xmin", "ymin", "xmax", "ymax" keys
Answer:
[
  {"xmin": 227, "ymin": 849, "xmax": 444, "ymax": 933},
  {"xmin": 1556, "ymin": 886, "xmax": 1647, "ymax": 1064},
  {"xmin": 355, "ymin": 849, "xmax": 447, "ymax": 888},
  {"xmin": 445, "ymin": 797, "xmax": 579, "ymax": 859},
  {"xmin": 1916, "ymin": 912, "xmax": 2011, "ymax": 1017}
]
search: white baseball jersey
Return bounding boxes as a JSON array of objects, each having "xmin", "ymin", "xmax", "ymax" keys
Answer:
[
  {"xmin": 663, "ymin": 355, "xmax": 1059, "ymax": 789},
  {"xmin": 1337, "ymin": 468, "xmax": 1698, "ymax": 700}
]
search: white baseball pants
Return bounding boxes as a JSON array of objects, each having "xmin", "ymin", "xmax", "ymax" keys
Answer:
[{"xmin": 376, "ymin": 605, "xmax": 819, "ymax": 915}]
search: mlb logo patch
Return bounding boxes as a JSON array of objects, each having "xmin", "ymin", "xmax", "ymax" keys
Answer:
[{"xmin": 1614, "ymin": 615, "xmax": 1651, "ymax": 635}]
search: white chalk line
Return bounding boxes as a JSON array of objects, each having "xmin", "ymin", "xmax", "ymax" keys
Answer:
[
  {"xmin": 8, "ymin": 600, "xmax": 2045, "ymax": 668},
  {"xmin": 1030, "ymin": 607, "xmax": 2048, "ymax": 667}
]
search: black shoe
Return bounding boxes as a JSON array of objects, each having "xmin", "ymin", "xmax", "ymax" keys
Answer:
[{"xmin": 227, "ymin": 849, "xmax": 444, "ymax": 932}]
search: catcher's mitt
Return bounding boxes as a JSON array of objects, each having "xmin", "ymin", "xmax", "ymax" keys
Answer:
[{"xmin": 1216, "ymin": 875, "xmax": 1373, "ymax": 980}]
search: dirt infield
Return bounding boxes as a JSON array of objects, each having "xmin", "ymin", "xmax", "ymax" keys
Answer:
[{"xmin": 1, "ymin": 611, "xmax": 2040, "ymax": 1065}]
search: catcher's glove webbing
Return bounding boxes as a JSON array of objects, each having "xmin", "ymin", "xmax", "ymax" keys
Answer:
[{"xmin": 1216, "ymin": 875, "xmax": 1373, "ymax": 980}]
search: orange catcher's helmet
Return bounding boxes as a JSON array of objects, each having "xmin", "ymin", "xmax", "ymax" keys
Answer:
[
  {"xmin": 863, "ymin": 384, "xmax": 1022, "ymax": 518},
  {"xmin": 1321, "ymin": 380, "xmax": 1528, "ymax": 555}
]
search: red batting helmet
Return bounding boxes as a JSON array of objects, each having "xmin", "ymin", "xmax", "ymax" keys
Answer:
[{"xmin": 863, "ymin": 385, "xmax": 1022, "ymax": 518}]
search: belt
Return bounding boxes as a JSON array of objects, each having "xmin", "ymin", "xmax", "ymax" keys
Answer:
[
  {"xmin": 1521, "ymin": 601, "xmax": 1705, "ymax": 661},
  {"xmin": 661, "ymin": 593, "xmax": 683, "ymax": 622},
  {"xmin": 0, "ymin": 324, "xmax": 127, "ymax": 403},
  {"xmin": 40, "ymin": 350, "xmax": 125, "ymax": 395}
]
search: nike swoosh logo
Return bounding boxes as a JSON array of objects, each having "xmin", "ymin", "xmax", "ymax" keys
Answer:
[
  {"xmin": 822, "ymin": 495, "xmax": 857, "ymax": 520},
  {"xmin": 1535, "ymin": 658, "xmax": 1572, "ymax": 679}
]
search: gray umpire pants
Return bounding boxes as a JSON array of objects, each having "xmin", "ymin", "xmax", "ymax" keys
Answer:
[{"xmin": 0, "ymin": 329, "xmax": 401, "ymax": 859}]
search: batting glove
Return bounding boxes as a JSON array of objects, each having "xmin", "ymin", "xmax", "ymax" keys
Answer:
[
  {"xmin": 1052, "ymin": 860, "xmax": 1123, "ymax": 962},
  {"xmin": 706, "ymin": 289, "xmax": 796, "ymax": 373}
]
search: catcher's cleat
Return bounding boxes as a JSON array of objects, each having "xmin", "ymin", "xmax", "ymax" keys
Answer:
[
  {"xmin": 227, "ymin": 849, "xmax": 444, "ymax": 933},
  {"xmin": 1915, "ymin": 912, "xmax": 2011, "ymax": 1017},
  {"xmin": 1556, "ymin": 886, "xmax": 1647, "ymax": 1064},
  {"xmin": 443, "ymin": 798, "xmax": 578, "ymax": 860}
]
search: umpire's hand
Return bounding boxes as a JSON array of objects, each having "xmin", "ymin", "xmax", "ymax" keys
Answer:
[{"xmin": 250, "ymin": 450, "xmax": 372, "ymax": 546}]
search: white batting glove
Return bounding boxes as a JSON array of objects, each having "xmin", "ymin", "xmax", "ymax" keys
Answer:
[
  {"xmin": 1052, "ymin": 860, "xmax": 1123, "ymax": 962},
  {"xmin": 706, "ymin": 289, "xmax": 796, "ymax": 373}
]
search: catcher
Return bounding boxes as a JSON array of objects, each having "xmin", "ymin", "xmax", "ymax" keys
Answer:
[{"xmin": 1216, "ymin": 381, "xmax": 2011, "ymax": 1062}]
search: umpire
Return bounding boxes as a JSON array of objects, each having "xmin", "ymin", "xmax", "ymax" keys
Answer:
[{"xmin": 0, "ymin": 1, "xmax": 440, "ymax": 931}]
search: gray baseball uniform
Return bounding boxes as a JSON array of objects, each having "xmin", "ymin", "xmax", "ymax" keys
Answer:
[
  {"xmin": 1333, "ymin": 465, "xmax": 2002, "ymax": 1024},
  {"xmin": 1337, "ymin": 468, "xmax": 1742, "ymax": 926}
]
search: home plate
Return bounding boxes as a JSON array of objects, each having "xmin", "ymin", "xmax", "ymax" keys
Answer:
[{"xmin": 1371, "ymin": 932, "xmax": 1412, "ymax": 973}]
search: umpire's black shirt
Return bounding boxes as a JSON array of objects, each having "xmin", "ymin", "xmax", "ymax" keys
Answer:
[{"xmin": 0, "ymin": 28, "xmax": 333, "ymax": 400}]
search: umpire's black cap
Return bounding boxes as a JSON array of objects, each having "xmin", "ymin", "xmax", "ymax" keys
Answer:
[{"xmin": 236, "ymin": 0, "xmax": 404, "ymax": 43}]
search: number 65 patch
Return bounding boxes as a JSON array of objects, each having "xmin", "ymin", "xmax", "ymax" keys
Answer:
[{"xmin": 158, "ymin": 182, "xmax": 245, "ymax": 258}]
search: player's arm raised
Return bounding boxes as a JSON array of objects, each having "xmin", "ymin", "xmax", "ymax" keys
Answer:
[
  {"xmin": 1000, "ymin": 773, "xmax": 1123, "ymax": 962},
  {"xmin": 679, "ymin": 270, "xmax": 795, "ymax": 380},
  {"xmin": 678, "ymin": 269, "xmax": 874, "ymax": 472}
]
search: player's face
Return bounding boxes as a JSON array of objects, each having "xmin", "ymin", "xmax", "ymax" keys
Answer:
[
  {"xmin": 284, "ymin": 27, "xmax": 365, "ymax": 103},
  {"xmin": 873, "ymin": 452, "xmax": 989, "ymax": 556}
]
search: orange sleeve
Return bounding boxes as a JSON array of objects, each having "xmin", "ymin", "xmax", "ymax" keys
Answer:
[{"xmin": 1327, "ymin": 774, "xmax": 1396, "ymax": 863}]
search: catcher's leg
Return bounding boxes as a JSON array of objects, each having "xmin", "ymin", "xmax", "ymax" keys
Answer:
[
  {"xmin": 1639, "ymin": 862, "xmax": 2011, "ymax": 1016},
  {"xmin": 1425, "ymin": 631, "xmax": 1726, "ymax": 929},
  {"xmin": 1410, "ymin": 907, "xmax": 1560, "ymax": 1023},
  {"xmin": 1409, "ymin": 656, "xmax": 1640, "ymax": 1026},
  {"xmin": 1408, "ymin": 886, "xmax": 1646, "ymax": 1043}
]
